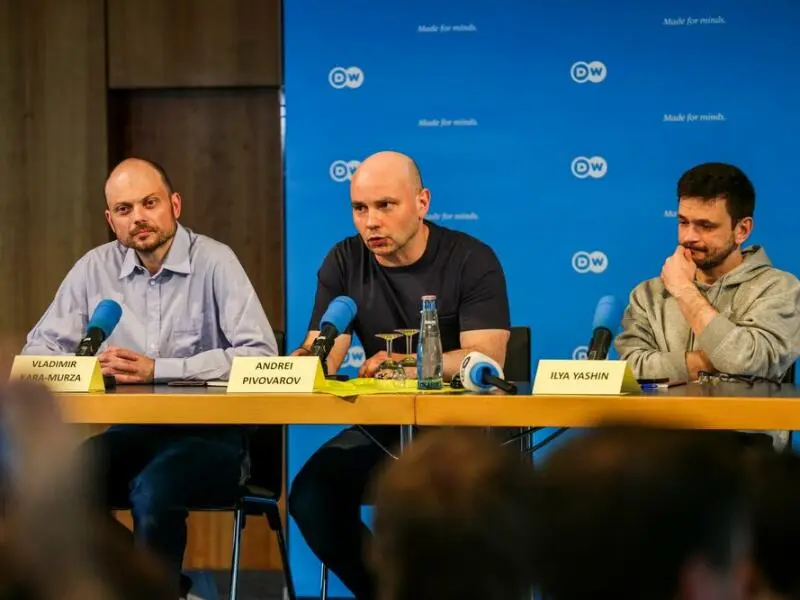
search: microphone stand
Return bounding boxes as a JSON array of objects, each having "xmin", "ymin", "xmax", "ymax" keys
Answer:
[
  {"xmin": 75, "ymin": 334, "xmax": 116, "ymax": 389},
  {"xmin": 313, "ymin": 345, "xmax": 350, "ymax": 381}
]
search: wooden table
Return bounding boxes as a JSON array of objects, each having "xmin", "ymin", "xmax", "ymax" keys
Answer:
[
  {"xmin": 52, "ymin": 382, "xmax": 799, "ymax": 575},
  {"xmin": 416, "ymin": 382, "xmax": 800, "ymax": 431},
  {"xmin": 54, "ymin": 382, "xmax": 800, "ymax": 432},
  {"xmin": 55, "ymin": 385, "xmax": 415, "ymax": 425}
]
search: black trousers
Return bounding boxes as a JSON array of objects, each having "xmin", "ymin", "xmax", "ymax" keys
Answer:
[
  {"xmin": 82, "ymin": 425, "xmax": 246, "ymax": 597},
  {"xmin": 288, "ymin": 426, "xmax": 400, "ymax": 600},
  {"xmin": 287, "ymin": 425, "xmax": 520, "ymax": 600}
]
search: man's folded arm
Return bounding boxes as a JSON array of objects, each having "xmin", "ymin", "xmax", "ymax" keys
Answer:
[
  {"xmin": 694, "ymin": 279, "xmax": 800, "ymax": 380},
  {"xmin": 614, "ymin": 289, "xmax": 690, "ymax": 381}
]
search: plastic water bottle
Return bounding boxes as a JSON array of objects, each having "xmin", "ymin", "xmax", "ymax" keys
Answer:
[{"xmin": 417, "ymin": 295, "xmax": 443, "ymax": 389}]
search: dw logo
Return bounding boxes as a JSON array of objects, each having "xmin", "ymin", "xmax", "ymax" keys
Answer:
[
  {"xmin": 329, "ymin": 66, "xmax": 364, "ymax": 89},
  {"xmin": 572, "ymin": 251, "xmax": 608, "ymax": 274},
  {"xmin": 330, "ymin": 160, "xmax": 361, "ymax": 182},
  {"xmin": 571, "ymin": 156, "xmax": 607, "ymax": 179},
  {"xmin": 570, "ymin": 61, "xmax": 607, "ymax": 84},
  {"xmin": 572, "ymin": 346, "xmax": 588, "ymax": 360},
  {"xmin": 342, "ymin": 345, "xmax": 366, "ymax": 369}
]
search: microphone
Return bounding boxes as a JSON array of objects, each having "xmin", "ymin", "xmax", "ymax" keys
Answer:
[
  {"xmin": 586, "ymin": 295, "xmax": 622, "ymax": 360},
  {"xmin": 310, "ymin": 296, "xmax": 357, "ymax": 374},
  {"xmin": 459, "ymin": 351, "xmax": 518, "ymax": 394},
  {"xmin": 75, "ymin": 300, "xmax": 123, "ymax": 357}
]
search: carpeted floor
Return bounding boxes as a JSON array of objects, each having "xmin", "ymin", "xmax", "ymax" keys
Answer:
[{"xmin": 187, "ymin": 570, "xmax": 288, "ymax": 600}]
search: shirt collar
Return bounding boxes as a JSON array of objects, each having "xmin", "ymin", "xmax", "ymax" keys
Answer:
[{"xmin": 118, "ymin": 223, "xmax": 192, "ymax": 279}]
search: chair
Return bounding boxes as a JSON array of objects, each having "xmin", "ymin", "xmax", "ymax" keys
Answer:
[
  {"xmin": 113, "ymin": 329, "xmax": 294, "ymax": 600},
  {"xmin": 504, "ymin": 326, "xmax": 531, "ymax": 382},
  {"xmin": 274, "ymin": 329, "xmax": 285, "ymax": 358},
  {"xmin": 215, "ymin": 328, "xmax": 294, "ymax": 599},
  {"xmin": 111, "ymin": 434, "xmax": 294, "ymax": 600},
  {"xmin": 783, "ymin": 362, "xmax": 796, "ymax": 384},
  {"xmin": 499, "ymin": 326, "xmax": 535, "ymax": 454},
  {"xmin": 231, "ymin": 425, "xmax": 295, "ymax": 600},
  {"xmin": 782, "ymin": 362, "xmax": 796, "ymax": 450},
  {"xmin": 319, "ymin": 326, "xmax": 533, "ymax": 599}
]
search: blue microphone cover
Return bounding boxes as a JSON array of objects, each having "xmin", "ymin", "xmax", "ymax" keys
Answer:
[
  {"xmin": 470, "ymin": 363, "xmax": 501, "ymax": 388},
  {"xmin": 88, "ymin": 299, "xmax": 123, "ymax": 338},
  {"xmin": 592, "ymin": 295, "xmax": 622, "ymax": 331},
  {"xmin": 319, "ymin": 296, "xmax": 357, "ymax": 333}
]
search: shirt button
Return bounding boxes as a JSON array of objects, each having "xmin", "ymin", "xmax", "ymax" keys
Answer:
[
  {"xmin": 150, "ymin": 343, "xmax": 156, "ymax": 350},
  {"xmin": 149, "ymin": 280, "xmax": 156, "ymax": 287}
]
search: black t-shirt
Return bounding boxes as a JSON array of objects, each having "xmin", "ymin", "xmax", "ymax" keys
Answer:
[{"xmin": 308, "ymin": 221, "xmax": 511, "ymax": 359}]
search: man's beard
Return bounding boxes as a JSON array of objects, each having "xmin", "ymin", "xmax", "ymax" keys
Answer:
[
  {"xmin": 685, "ymin": 236, "xmax": 738, "ymax": 270},
  {"xmin": 127, "ymin": 223, "xmax": 176, "ymax": 253}
]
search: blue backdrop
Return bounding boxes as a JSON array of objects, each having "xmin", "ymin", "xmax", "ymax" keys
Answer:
[{"xmin": 284, "ymin": 1, "xmax": 800, "ymax": 596}]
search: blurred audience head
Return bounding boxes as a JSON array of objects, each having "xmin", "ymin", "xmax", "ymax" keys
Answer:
[
  {"xmin": 370, "ymin": 427, "xmax": 537, "ymax": 600},
  {"xmin": 531, "ymin": 424, "xmax": 752, "ymax": 600},
  {"xmin": 744, "ymin": 448, "xmax": 800, "ymax": 600},
  {"xmin": 0, "ymin": 380, "xmax": 173, "ymax": 600}
]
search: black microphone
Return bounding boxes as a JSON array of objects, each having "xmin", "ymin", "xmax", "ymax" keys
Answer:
[
  {"xmin": 75, "ymin": 300, "xmax": 123, "ymax": 357},
  {"xmin": 586, "ymin": 295, "xmax": 622, "ymax": 360},
  {"xmin": 310, "ymin": 296, "xmax": 357, "ymax": 375},
  {"xmin": 76, "ymin": 300, "xmax": 122, "ymax": 390}
]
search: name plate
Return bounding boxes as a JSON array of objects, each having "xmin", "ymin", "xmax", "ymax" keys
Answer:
[
  {"xmin": 8, "ymin": 356, "xmax": 105, "ymax": 392},
  {"xmin": 227, "ymin": 356, "xmax": 325, "ymax": 393},
  {"xmin": 533, "ymin": 359, "xmax": 642, "ymax": 395}
]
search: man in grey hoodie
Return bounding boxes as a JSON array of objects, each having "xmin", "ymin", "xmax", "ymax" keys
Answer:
[{"xmin": 615, "ymin": 162, "xmax": 800, "ymax": 383}]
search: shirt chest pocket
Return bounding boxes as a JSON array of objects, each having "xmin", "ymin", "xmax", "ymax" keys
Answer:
[{"xmin": 170, "ymin": 316, "xmax": 204, "ymax": 356}]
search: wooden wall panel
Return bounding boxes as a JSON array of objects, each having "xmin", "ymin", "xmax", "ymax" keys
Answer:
[
  {"xmin": 105, "ymin": 0, "xmax": 285, "ymax": 572},
  {"xmin": 0, "ymin": 0, "xmax": 108, "ymax": 353},
  {"xmin": 0, "ymin": 0, "xmax": 285, "ymax": 574},
  {"xmin": 107, "ymin": 0, "xmax": 282, "ymax": 89},
  {"xmin": 0, "ymin": 0, "xmax": 27, "ymax": 352},
  {"xmin": 107, "ymin": 88, "xmax": 285, "ymax": 333}
]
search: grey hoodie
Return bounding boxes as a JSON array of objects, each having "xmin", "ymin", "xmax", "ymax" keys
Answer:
[{"xmin": 615, "ymin": 246, "xmax": 800, "ymax": 382}]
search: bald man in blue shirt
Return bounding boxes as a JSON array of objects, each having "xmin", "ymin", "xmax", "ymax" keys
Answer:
[{"xmin": 23, "ymin": 157, "xmax": 277, "ymax": 599}]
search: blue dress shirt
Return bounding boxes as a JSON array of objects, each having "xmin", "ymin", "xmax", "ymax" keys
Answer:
[{"xmin": 22, "ymin": 223, "xmax": 278, "ymax": 381}]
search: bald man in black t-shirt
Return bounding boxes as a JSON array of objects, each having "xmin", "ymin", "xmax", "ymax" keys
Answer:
[{"xmin": 288, "ymin": 151, "xmax": 510, "ymax": 600}]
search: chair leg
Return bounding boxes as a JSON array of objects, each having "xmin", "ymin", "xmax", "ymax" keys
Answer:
[
  {"xmin": 229, "ymin": 508, "xmax": 244, "ymax": 600},
  {"xmin": 520, "ymin": 427, "xmax": 533, "ymax": 466},
  {"xmin": 274, "ymin": 523, "xmax": 297, "ymax": 600},
  {"xmin": 320, "ymin": 563, "xmax": 329, "ymax": 600}
]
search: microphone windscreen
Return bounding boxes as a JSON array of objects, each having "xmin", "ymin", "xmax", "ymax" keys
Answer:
[
  {"xmin": 319, "ymin": 296, "xmax": 357, "ymax": 333},
  {"xmin": 591, "ymin": 295, "xmax": 622, "ymax": 331},
  {"xmin": 460, "ymin": 351, "xmax": 504, "ymax": 391},
  {"xmin": 470, "ymin": 363, "xmax": 501, "ymax": 387},
  {"xmin": 88, "ymin": 299, "xmax": 122, "ymax": 338}
]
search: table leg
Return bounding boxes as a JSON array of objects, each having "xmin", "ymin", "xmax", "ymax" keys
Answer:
[{"xmin": 399, "ymin": 424, "xmax": 414, "ymax": 452}]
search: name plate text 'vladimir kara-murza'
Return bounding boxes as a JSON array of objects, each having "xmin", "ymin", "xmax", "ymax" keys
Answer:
[{"xmin": 9, "ymin": 356, "xmax": 105, "ymax": 392}]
